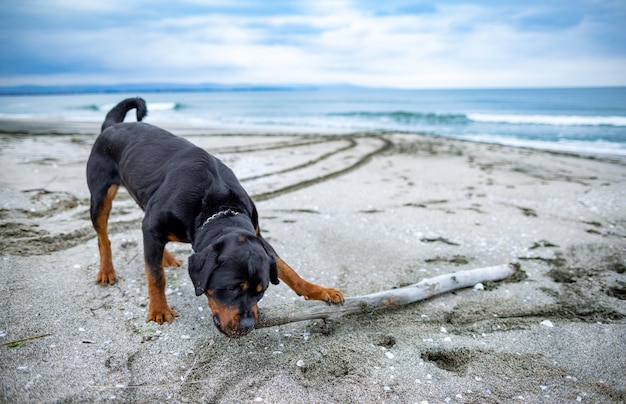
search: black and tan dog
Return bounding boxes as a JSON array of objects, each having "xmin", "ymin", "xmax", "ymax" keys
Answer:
[{"xmin": 87, "ymin": 98, "xmax": 343, "ymax": 337}]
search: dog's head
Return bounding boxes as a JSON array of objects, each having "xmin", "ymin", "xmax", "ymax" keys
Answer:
[{"xmin": 188, "ymin": 231, "xmax": 279, "ymax": 338}]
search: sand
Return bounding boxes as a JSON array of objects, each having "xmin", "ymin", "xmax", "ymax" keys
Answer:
[{"xmin": 0, "ymin": 120, "xmax": 625, "ymax": 403}]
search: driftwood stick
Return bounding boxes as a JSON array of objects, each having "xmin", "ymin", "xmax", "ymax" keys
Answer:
[{"xmin": 258, "ymin": 264, "xmax": 515, "ymax": 328}]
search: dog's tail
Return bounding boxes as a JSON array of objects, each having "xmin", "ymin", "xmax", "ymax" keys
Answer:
[{"xmin": 101, "ymin": 97, "xmax": 148, "ymax": 132}]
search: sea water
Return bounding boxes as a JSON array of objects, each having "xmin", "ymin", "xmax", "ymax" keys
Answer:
[{"xmin": 0, "ymin": 87, "xmax": 624, "ymax": 156}]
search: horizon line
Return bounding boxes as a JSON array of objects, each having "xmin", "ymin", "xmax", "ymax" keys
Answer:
[{"xmin": 1, "ymin": 82, "xmax": 625, "ymax": 96}]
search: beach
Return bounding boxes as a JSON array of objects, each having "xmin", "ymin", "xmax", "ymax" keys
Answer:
[{"xmin": 1, "ymin": 121, "xmax": 625, "ymax": 402}]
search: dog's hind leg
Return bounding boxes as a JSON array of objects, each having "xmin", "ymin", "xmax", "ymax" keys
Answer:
[
  {"xmin": 162, "ymin": 248, "xmax": 182, "ymax": 267},
  {"xmin": 90, "ymin": 184, "xmax": 119, "ymax": 285}
]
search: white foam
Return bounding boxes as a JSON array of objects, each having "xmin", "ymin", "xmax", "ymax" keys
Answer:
[
  {"xmin": 147, "ymin": 102, "xmax": 178, "ymax": 111},
  {"xmin": 94, "ymin": 102, "xmax": 177, "ymax": 112},
  {"xmin": 459, "ymin": 134, "xmax": 626, "ymax": 156},
  {"xmin": 468, "ymin": 113, "xmax": 626, "ymax": 127}
]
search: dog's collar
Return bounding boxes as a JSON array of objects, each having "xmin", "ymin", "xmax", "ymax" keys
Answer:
[{"xmin": 201, "ymin": 209, "xmax": 241, "ymax": 228}]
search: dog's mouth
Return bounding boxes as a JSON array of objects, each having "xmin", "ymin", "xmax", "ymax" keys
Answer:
[
  {"xmin": 206, "ymin": 292, "xmax": 257, "ymax": 338},
  {"xmin": 212, "ymin": 314, "xmax": 255, "ymax": 338}
]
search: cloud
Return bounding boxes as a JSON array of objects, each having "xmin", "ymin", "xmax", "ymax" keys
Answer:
[{"xmin": 0, "ymin": 0, "xmax": 624, "ymax": 88}]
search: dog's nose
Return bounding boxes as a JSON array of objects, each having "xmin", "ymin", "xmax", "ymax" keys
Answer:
[{"xmin": 239, "ymin": 316, "xmax": 256, "ymax": 329}]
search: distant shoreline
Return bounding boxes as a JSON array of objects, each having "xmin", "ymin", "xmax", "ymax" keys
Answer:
[
  {"xmin": 1, "ymin": 117, "xmax": 625, "ymax": 166},
  {"xmin": 1, "ymin": 83, "xmax": 625, "ymax": 96},
  {"xmin": 2, "ymin": 88, "xmax": 624, "ymax": 158}
]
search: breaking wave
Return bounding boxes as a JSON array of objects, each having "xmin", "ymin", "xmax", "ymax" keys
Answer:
[{"xmin": 332, "ymin": 111, "xmax": 626, "ymax": 127}]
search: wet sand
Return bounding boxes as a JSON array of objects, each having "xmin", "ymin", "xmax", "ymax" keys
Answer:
[{"xmin": 1, "ymin": 120, "xmax": 625, "ymax": 403}]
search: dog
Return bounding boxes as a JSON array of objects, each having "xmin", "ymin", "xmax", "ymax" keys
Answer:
[{"xmin": 87, "ymin": 97, "xmax": 344, "ymax": 337}]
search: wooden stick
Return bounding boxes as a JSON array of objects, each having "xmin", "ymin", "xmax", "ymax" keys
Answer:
[{"xmin": 258, "ymin": 264, "xmax": 515, "ymax": 328}]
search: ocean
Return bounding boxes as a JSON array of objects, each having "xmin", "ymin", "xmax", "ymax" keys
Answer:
[{"xmin": 1, "ymin": 87, "xmax": 625, "ymax": 156}]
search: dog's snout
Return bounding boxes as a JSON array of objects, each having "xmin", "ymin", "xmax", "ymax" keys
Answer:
[{"xmin": 239, "ymin": 316, "xmax": 256, "ymax": 329}]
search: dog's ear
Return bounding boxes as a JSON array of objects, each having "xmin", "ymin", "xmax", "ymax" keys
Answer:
[
  {"xmin": 269, "ymin": 256, "xmax": 279, "ymax": 285},
  {"xmin": 188, "ymin": 241, "xmax": 224, "ymax": 296},
  {"xmin": 257, "ymin": 237, "xmax": 279, "ymax": 285}
]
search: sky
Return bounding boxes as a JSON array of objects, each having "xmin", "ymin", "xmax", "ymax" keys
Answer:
[{"xmin": 0, "ymin": 0, "xmax": 625, "ymax": 89}]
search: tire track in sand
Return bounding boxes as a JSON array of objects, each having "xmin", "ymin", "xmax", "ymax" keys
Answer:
[{"xmin": 243, "ymin": 135, "xmax": 392, "ymax": 201}]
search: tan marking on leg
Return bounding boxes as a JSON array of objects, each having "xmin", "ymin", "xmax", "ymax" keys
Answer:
[
  {"xmin": 276, "ymin": 257, "xmax": 344, "ymax": 304},
  {"xmin": 162, "ymin": 248, "xmax": 181, "ymax": 267},
  {"xmin": 95, "ymin": 184, "xmax": 118, "ymax": 285},
  {"xmin": 145, "ymin": 263, "xmax": 178, "ymax": 324}
]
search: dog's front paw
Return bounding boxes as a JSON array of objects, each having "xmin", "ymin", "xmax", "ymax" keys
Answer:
[
  {"xmin": 96, "ymin": 267, "xmax": 117, "ymax": 285},
  {"xmin": 322, "ymin": 287, "xmax": 345, "ymax": 305},
  {"xmin": 304, "ymin": 286, "xmax": 345, "ymax": 305},
  {"xmin": 146, "ymin": 305, "xmax": 179, "ymax": 325}
]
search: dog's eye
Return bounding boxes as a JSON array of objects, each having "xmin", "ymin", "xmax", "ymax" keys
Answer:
[
  {"xmin": 254, "ymin": 284, "xmax": 265, "ymax": 295},
  {"xmin": 215, "ymin": 286, "xmax": 240, "ymax": 297}
]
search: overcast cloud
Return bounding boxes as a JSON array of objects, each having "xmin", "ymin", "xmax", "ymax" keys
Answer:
[{"xmin": 1, "ymin": 0, "xmax": 625, "ymax": 88}]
